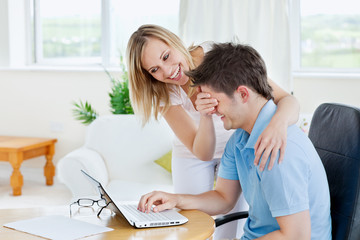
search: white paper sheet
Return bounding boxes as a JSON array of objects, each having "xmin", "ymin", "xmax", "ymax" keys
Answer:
[{"xmin": 4, "ymin": 215, "xmax": 113, "ymax": 240}]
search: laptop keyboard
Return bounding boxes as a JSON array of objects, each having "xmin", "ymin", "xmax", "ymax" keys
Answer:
[{"xmin": 121, "ymin": 204, "xmax": 172, "ymax": 222}]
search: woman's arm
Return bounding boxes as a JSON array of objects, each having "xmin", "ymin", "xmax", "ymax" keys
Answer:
[
  {"xmin": 254, "ymin": 79, "xmax": 300, "ymax": 170},
  {"xmin": 161, "ymin": 46, "xmax": 218, "ymax": 161},
  {"xmin": 163, "ymin": 102, "xmax": 217, "ymax": 161}
]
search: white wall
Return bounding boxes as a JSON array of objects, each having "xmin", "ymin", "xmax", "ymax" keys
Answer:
[
  {"xmin": 0, "ymin": 0, "xmax": 10, "ymax": 66},
  {"xmin": 0, "ymin": 69, "xmax": 113, "ymax": 168},
  {"xmin": 293, "ymin": 76, "xmax": 360, "ymax": 114},
  {"xmin": 1, "ymin": 69, "xmax": 359, "ymax": 170}
]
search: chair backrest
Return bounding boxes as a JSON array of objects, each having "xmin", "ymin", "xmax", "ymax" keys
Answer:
[{"xmin": 308, "ymin": 103, "xmax": 360, "ymax": 240}]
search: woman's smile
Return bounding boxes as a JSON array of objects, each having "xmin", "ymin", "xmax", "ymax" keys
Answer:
[{"xmin": 169, "ymin": 65, "xmax": 182, "ymax": 81}]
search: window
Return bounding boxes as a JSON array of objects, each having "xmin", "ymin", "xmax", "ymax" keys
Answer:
[
  {"xmin": 107, "ymin": 0, "xmax": 180, "ymax": 66},
  {"xmin": 292, "ymin": 0, "xmax": 360, "ymax": 73},
  {"xmin": 34, "ymin": 0, "xmax": 101, "ymax": 65},
  {"xmin": 32, "ymin": 0, "xmax": 180, "ymax": 67}
]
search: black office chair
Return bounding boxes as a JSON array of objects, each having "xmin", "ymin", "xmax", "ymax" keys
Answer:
[
  {"xmin": 215, "ymin": 103, "xmax": 360, "ymax": 240},
  {"xmin": 308, "ymin": 103, "xmax": 360, "ymax": 240}
]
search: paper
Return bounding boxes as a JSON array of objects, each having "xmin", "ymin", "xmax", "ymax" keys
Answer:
[{"xmin": 4, "ymin": 215, "xmax": 113, "ymax": 240}]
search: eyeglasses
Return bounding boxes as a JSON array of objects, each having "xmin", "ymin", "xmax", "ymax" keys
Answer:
[{"xmin": 69, "ymin": 198, "xmax": 108, "ymax": 216}]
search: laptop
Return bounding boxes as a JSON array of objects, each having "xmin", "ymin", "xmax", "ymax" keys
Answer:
[{"xmin": 80, "ymin": 170, "xmax": 188, "ymax": 228}]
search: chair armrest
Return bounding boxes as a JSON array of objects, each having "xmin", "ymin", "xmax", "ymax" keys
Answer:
[
  {"xmin": 215, "ymin": 211, "xmax": 249, "ymax": 227},
  {"xmin": 57, "ymin": 147, "xmax": 109, "ymax": 198}
]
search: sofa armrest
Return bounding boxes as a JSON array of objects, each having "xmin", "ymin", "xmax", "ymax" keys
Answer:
[{"xmin": 57, "ymin": 147, "xmax": 109, "ymax": 198}]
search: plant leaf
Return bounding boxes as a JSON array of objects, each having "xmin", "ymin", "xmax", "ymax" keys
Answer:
[
  {"xmin": 72, "ymin": 100, "xmax": 98, "ymax": 125},
  {"xmin": 107, "ymin": 56, "xmax": 134, "ymax": 114}
]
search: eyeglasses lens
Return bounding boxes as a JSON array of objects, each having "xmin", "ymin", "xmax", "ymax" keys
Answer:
[
  {"xmin": 78, "ymin": 199, "xmax": 95, "ymax": 207},
  {"xmin": 98, "ymin": 199, "xmax": 107, "ymax": 207}
]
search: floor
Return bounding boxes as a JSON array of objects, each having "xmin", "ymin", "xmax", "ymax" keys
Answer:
[{"xmin": 0, "ymin": 162, "xmax": 72, "ymax": 209}]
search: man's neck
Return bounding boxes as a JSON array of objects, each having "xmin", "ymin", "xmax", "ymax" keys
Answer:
[{"xmin": 243, "ymin": 97, "xmax": 269, "ymax": 134}]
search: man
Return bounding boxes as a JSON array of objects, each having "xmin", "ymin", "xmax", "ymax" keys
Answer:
[{"xmin": 138, "ymin": 43, "xmax": 331, "ymax": 239}]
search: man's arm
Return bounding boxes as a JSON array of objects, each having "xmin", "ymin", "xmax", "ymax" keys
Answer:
[
  {"xmin": 138, "ymin": 177, "xmax": 241, "ymax": 216},
  {"xmin": 257, "ymin": 210, "xmax": 311, "ymax": 240}
]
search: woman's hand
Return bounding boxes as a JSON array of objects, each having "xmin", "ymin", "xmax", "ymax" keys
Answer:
[
  {"xmin": 254, "ymin": 120, "xmax": 287, "ymax": 171},
  {"xmin": 258, "ymin": 79, "xmax": 299, "ymax": 171},
  {"xmin": 138, "ymin": 191, "xmax": 178, "ymax": 213},
  {"xmin": 195, "ymin": 87, "xmax": 218, "ymax": 116}
]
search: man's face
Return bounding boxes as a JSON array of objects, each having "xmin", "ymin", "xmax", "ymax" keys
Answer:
[{"xmin": 201, "ymin": 85, "xmax": 245, "ymax": 130}]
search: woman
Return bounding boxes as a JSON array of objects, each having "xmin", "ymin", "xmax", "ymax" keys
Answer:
[{"xmin": 126, "ymin": 24, "xmax": 299, "ymax": 238}]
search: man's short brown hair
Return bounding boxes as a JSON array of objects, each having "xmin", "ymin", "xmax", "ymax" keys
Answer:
[{"xmin": 188, "ymin": 42, "xmax": 273, "ymax": 100}]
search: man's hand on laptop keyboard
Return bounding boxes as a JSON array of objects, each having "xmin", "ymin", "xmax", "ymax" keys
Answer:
[{"xmin": 138, "ymin": 191, "xmax": 178, "ymax": 213}]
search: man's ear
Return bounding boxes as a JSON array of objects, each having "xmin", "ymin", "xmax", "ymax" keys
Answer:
[{"xmin": 236, "ymin": 86, "xmax": 250, "ymax": 102}]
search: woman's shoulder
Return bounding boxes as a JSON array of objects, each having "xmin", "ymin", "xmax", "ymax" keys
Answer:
[
  {"xmin": 189, "ymin": 41, "xmax": 215, "ymax": 67},
  {"xmin": 189, "ymin": 45, "xmax": 204, "ymax": 67},
  {"xmin": 189, "ymin": 41, "xmax": 214, "ymax": 54},
  {"xmin": 198, "ymin": 41, "xmax": 215, "ymax": 54}
]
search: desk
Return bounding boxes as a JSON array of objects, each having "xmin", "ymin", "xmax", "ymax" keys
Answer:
[
  {"xmin": 0, "ymin": 136, "xmax": 57, "ymax": 196},
  {"xmin": 0, "ymin": 206, "xmax": 215, "ymax": 240}
]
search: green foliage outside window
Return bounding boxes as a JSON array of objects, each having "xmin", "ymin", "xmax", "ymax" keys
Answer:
[
  {"xmin": 42, "ymin": 18, "xmax": 101, "ymax": 58},
  {"xmin": 301, "ymin": 14, "xmax": 360, "ymax": 69}
]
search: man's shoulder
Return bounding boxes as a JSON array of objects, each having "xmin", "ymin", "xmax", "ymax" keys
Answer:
[
  {"xmin": 287, "ymin": 125, "xmax": 314, "ymax": 151},
  {"xmin": 286, "ymin": 125, "xmax": 330, "ymax": 176}
]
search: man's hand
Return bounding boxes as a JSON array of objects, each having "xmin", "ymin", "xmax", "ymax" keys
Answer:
[{"xmin": 138, "ymin": 191, "xmax": 178, "ymax": 213}]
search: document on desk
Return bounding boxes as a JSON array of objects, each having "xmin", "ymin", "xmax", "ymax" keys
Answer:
[{"xmin": 4, "ymin": 215, "xmax": 113, "ymax": 240}]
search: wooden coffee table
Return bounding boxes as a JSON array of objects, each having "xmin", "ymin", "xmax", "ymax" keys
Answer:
[
  {"xmin": 0, "ymin": 136, "xmax": 57, "ymax": 196},
  {"xmin": 0, "ymin": 206, "xmax": 215, "ymax": 239}
]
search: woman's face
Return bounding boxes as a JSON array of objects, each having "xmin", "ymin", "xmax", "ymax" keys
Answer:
[{"xmin": 141, "ymin": 37, "xmax": 189, "ymax": 86}]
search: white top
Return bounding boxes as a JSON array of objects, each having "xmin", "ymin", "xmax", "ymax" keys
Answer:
[{"xmin": 163, "ymin": 41, "xmax": 234, "ymax": 159}]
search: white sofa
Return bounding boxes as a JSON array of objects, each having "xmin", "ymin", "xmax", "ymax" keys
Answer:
[{"xmin": 57, "ymin": 115, "xmax": 174, "ymax": 201}]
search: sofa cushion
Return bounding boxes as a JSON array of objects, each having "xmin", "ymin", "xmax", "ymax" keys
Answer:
[{"xmin": 154, "ymin": 150, "xmax": 172, "ymax": 173}]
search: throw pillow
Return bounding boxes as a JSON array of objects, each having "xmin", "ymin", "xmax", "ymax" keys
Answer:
[{"xmin": 154, "ymin": 151, "xmax": 172, "ymax": 173}]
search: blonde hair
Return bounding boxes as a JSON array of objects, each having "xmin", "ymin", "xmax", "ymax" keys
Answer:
[{"xmin": 126, "ymin": 24, "xmax": 196, "ymax": 125}]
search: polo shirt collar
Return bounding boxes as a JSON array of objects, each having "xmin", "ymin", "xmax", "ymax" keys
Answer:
[{"xmin": 244, "ymin": 100, "xmax": 277, "ymax": 150}]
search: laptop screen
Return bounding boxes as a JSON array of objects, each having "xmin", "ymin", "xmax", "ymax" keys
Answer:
[{"xmin": 80, "ymin": 170, "xmax": 122, "ymax": 216}]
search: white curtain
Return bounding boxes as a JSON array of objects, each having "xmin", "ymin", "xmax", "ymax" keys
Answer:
[{"xmin": 179, "ymin": 0, "xmax": 292, "ymax": 92}]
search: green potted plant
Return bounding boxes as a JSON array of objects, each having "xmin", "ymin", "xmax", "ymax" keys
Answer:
[{"xmin": 72, "ymin": 56, "xmax": 133, "ymax": 125}]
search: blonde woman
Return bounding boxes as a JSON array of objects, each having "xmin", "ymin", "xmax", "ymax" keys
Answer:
[{"xmin": 126, "ymin": 24, "xmax": 299, "ymax": 239}]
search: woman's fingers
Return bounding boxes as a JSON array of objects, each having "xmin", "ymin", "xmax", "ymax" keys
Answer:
[
  {"xmin": 258, "ymin": 142, "xmax": 274, "ymax": 171},
  {"xmin": 254, "ymin": 137, "xmax": 286, "ymax": 171},
  {"xmin": 195, "ymin": 92, "xmax": 218, "ymax": 115}
]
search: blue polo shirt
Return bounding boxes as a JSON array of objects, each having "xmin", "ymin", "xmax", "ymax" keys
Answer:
[{"xmin": 218, "ymin": 100, "xmax": 331, "ymax": 240}]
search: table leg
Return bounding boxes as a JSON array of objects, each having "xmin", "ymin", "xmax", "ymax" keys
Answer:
[
  {"xmin": 44, "ymin": 144, "xmax": 55, "ymax": 186},
  {"xmin": 9, "ymin": 152, "xmax": 24, "ymax": 196}
]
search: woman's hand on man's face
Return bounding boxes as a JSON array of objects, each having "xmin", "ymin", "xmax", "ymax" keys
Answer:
[{"xmin": 195, "ymin": 87, "xmax": 218, "ymax": 116}]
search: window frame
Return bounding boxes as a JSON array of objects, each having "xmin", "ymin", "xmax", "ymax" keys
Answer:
[{"xmin": 290, "ymin": 0, "xmax": 360, "ymax": 78}]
